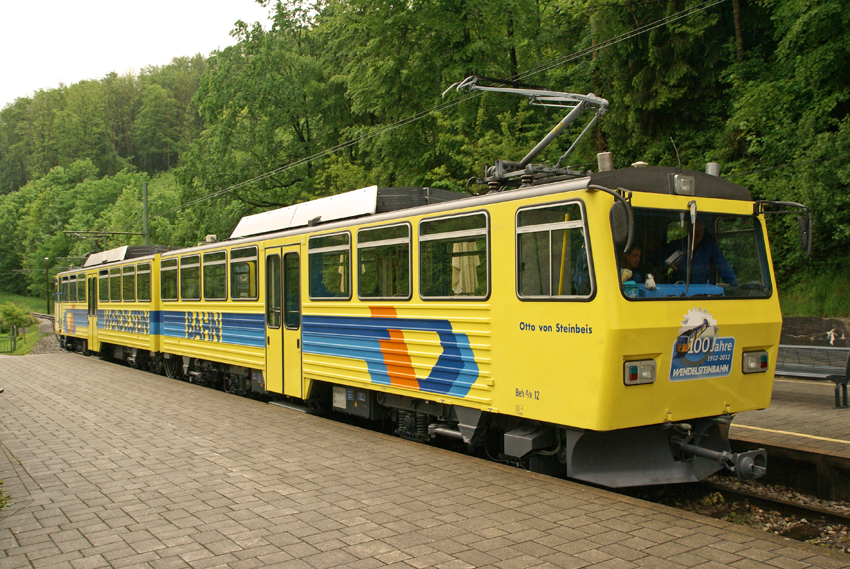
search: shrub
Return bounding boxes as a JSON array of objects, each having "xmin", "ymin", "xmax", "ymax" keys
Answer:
[{"xmin": 0, "ymin": 302, "xmax": 39, "ymax": 337}]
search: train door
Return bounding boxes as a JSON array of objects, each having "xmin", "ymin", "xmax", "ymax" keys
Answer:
[
  {"xmin": 264, "ymin": 245, "xmax": 303, "ymax": 397},
  {"xmin": 88, "ymin": 276, "xmax": 99, "ymax": 351},
  {"xmin": 281, "ymin": 245, "xmax": 302, "ymax": 398},
  {"xmin": 265, "ymin": 248, "xmax": 284, "ymax": 394}
]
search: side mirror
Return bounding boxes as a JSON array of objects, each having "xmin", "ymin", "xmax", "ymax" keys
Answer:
[
  {"xmin": 610, "ymin": 202, "xmax": 629, "ymax": 248},
  {"xmin": 797, "ymin": 215, "xmax": 812, "ymax": 255}
]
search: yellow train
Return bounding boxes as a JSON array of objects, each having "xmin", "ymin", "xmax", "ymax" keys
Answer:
[{"xmin": 54, "ymin": 80, "xmax": 812, "ymax": 487}]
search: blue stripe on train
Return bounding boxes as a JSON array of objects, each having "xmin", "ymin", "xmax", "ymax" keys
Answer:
[
  {"xmin": 97, "ymin": 309, "xmax": 152, "ymax": 335},
  {"xmin": 302, "ymin": 314, "xmax": 479, "ymax": 398},
  {"xmin": 95, "ymin": 309, "xmax": 263, "ymax": 348},
  {"xmin": 162, "ymin": 310, "xmax": 265, "ymax": 348}
]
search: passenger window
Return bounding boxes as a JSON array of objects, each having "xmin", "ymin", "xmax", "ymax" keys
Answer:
[
  {"xmin": 99, "ymin": 270, "xmax": 109, "ymax": 302},
  {"xmin": 420, "ymin": 213, "xmax": 488, "ymax": 299},
  {"xmin": 266, "ymin": 254, "xmax": 281, "ymax": 329},
  {"xmin": 77, "ymin": 273, "xmax": 86, "ymax": 303},
  {"xmin": 180, "ymin": 255, "xmax": 201, "ymax": 301},
  {"xmin": 109, "ymin": 268, "xmax": 122, "ymax": 302},
  {"xmin": 161, "ymin": 259, "xmax": 178, "ymax": 301},
  {"xmin": 358, "ymin": 224, "xmax": 410, "ymax": 299},
  {"xmin": 517, "ymin": 202, "xmax": 591, "ymax": 298},
  {"xmin": 137, "ymin": 263, "xmax": 151, "ymax": 302},
  {"xmin": 69, "ymin": 276, "xmax": 77, "ymax": 303},
  {"xmin": 62, "ymin": 277, "xmax": 70, "ymax": 302},
  {"xmin": 284, "ymin": 253, "xmax": 300, "ymax": 329},
  {"xmin": 203, "ymin": 251, "xmax": 227, "ymax": 300},
  {"xmin": 230, "ymin": 247, "xmax": 258, "ymax": 300},
  {"xmin": 123, "ymin": 265, "xmax": 136, "ymax": 302},
  {"xmin": 308, "ymin": 233, "xmax": 350, "ymax": 299}
]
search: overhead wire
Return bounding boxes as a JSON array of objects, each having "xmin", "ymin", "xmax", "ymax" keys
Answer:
[{"xmin": 144, "ymin": 0, "xmax": 729, "ymax": 221}]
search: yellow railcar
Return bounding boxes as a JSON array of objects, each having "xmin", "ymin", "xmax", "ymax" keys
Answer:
[
  {"xmin": 56, "ymin": 248, "xmax": 164, "ymax": 367},
  {"xmin": 54, "ymin": 79, "xmax": 813, "ymax": 487}
]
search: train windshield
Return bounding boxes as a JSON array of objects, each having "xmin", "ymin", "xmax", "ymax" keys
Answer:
[{"xmin": 617, "ymin": 208, "xmax": 772, "ymax": 300}]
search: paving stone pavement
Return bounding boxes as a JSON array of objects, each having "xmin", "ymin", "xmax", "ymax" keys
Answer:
[
  {"xmin": 733, "ymin": 378, "xmax": 850, "ymax": 456},
  {"xmin": 1, "ymin": 353, "xmax": 848, "ymax": 569}
]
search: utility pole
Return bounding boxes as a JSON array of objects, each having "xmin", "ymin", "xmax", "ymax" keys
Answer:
[
  {"xmin": 143, "ymin": 182, "xmax": 149, "ymax": 246},
  {"xmin": 45, "ymin": 257, "xmax": 50, "ymax": 315}
]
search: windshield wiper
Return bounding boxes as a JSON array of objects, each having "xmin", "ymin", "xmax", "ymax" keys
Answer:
[{"xmin": 685, "ymin": 201, "xmax": 697, "ymax": 295}]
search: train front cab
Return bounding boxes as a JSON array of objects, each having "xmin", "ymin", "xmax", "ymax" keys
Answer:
[
  {"xmin": 55, "ymin": 270, "xmax": 92, "ymax": 352},
  {"xmin": 535, "ymin": 168, "xmax": 787, "ymax": 487}
]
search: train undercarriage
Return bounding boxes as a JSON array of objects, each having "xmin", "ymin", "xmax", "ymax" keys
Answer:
[{"xmin": 59, "ymin": 336, "xmax": 766, "ymax": 488}]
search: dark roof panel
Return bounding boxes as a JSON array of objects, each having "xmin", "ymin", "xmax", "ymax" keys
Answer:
[{"xmin": 589, "ymin": 167, "xmax": 752, "ymax": 201}]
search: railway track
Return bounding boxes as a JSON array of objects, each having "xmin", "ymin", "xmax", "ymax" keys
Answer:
[
  {"xmin": 704, "ymin": 479, "xmax": 850, "ymax": 528},
  {"xmin": 33, "ymin": 312, "xmax": 54, "ymax": 322}
]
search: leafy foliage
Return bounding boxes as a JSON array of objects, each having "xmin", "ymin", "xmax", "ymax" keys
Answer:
[
  {"xmin": 0, "ymin": 0, "xmax": 847, "ymax": 313},
  {"xmin": 0, "ymin": 302, "xmax": 39, "ymax": 335}
]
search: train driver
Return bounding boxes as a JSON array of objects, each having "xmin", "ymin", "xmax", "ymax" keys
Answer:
[{"xmin": 659, "ymin": 220, "xmax": 738, "ymax": 286}]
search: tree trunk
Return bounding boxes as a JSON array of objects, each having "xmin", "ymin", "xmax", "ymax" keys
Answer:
[{"xmin": 733, "ymin": 0, "xmax": 744, "ymax": 63}]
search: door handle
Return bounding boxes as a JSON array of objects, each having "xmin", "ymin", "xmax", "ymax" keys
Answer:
[
  {"xmin": 297, "ymin": 339, "xmax": 300, "ymax": 349},
  {"xmin": 267, "ymin": 336, "xmax": 270, "ymax": 346}
]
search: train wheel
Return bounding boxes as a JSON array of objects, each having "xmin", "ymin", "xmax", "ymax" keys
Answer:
[{"xmin": 163, "ymin": 357, "xmax": 183, "ymax": 380}]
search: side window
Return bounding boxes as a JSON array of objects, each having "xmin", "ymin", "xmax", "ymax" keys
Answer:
[
  {"xmin": 358, "ymin": 224, "xmax": 410, "ymax": 299},
  {"xmin": 137, "ymin": 263, "xmax": 151, "ymax": 302},
  {"xmin": 69, "ymin": 276, "xmax": 77, "ymax": 303},
  {"xmin": 99, "ymin": 270, "xmax": 109, "ymax": 302},
  {"xmin": 266, "ymin": 254, "xmax": 281, "ymax": 329},
  {"xmin": 420, "ymin": 213, "xmax": 489, "ymax": 299},
  {"xmin": 77, "ymin": 273, "xmax": 86, "ymax": 303},
  {"xmin": 203, "ymin": 251, "xmax": 227, "ymax": 300},
  {"xmin": 517, "ymin": 202, "xmax": 591, "ymax": 298},
  {"xmin": 308, "ymin": 233, "xmax": 350, "ymax": 299},
  {"xmin": 123, "ymin": 265, "xmax": 136, "ymax": 302},
  {"xmin": 284, "ymin": 252, "xmax": 300, "ymax": 329},
  {"xmin": 180, "ymin": 255, "xmax": 201, "ymax": 301},
  {"xmin": 230, "ymin": 247, "xmax": 258, "ymax": 300},
  {"xmin": 62, "ymin": 277, "xmax": 70, "ymax": 302},
  {"xmin": 109, "ymin": 268, "xmax": 122, "ymax": 302},
  {"xmin": 161, "ymin": 259, "xmax": 178, "ymax": 301}
]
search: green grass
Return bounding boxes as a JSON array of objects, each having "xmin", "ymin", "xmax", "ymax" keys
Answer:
[
  {"xmin": 0, "ymin": 293, "xmax": 50, "ymax": 315},
  {"xmin": 778, "ymin": 266, "xmax": 850, "ymax": 317}
]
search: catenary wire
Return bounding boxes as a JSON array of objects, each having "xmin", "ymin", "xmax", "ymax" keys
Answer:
[{"xmin": 143, "ymin": 0, "xmax": 729, "ymax": 221}]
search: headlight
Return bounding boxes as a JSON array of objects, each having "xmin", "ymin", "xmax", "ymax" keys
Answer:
[
  {"xmin": 624, "ymin": 360, "xmax": 656, "ymax": 385},
  {"xmin": 742, "ymin": 350, "xmax": 769, "ymax": 374}
]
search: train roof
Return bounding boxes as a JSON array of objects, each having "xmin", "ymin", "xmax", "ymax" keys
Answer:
[
  {"xmin": 590, "ymin": 166, "xmax": 752, "ymax": 201},
  {"xmin": 60, "ymin": 166, "xmax": 754, "ymax": 271},
  {"xmin": 82, "ymin": 245, "xmax": 171, "ymax": 268},
  {"xmin": 230, "ymin": 186, "xmax": 467, "ymax": 240}
]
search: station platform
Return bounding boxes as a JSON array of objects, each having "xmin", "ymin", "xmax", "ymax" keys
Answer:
[
  {"xmin": 1, "ymin": 353, "xmax": 848, "ymax": 569},
  {"xmin": 732, "ymin": 377, "xmax": 850, "ymax": 458}
]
